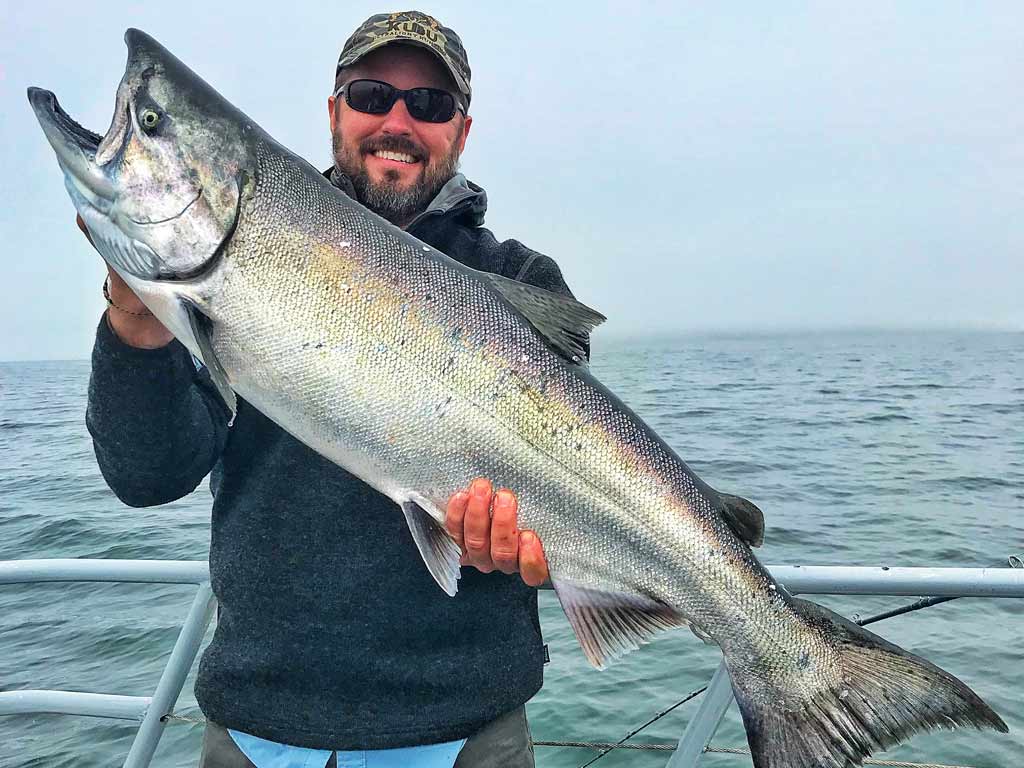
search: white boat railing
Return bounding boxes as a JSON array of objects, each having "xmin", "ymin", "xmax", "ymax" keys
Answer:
[
  {"xmin": 1, "ymin": 559, "xmax": 1021, "ymax": 767},
  {"xmin": 0, "ymin": 559, "xmax": 215, "ymax": 768}
]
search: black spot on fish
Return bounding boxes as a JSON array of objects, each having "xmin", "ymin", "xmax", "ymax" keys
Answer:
[
  {"xmin": 575, "ymin": 442, "xmax": 583, "ymax": 451},
  {"xmin": 798, "ymin": 652, "xmax": 810, "ymax": 670}
]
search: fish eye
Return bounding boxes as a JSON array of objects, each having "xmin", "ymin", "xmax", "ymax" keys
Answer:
[{"xmin": 139, "ymin": 108, "xmax": 162, "ymax": 132}]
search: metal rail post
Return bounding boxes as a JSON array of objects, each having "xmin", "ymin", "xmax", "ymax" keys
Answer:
[
  {"xmin": 665, "ymin": 661, "xmax": 733, "ymax": 768},
  {"xmin": 123, "ymin": 582, "xmax": 217, "ymax": 768}
]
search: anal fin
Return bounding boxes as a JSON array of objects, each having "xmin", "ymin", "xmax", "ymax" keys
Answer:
[
  {"xmin": 399, "ymin": 493, "xmax": 462, "ymax": 596},
  {"xmin": 551, "ymin": 579, "xmax": 694, "ymax": 669}
]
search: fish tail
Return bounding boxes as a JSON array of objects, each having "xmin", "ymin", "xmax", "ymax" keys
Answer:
[{"xmin": 730, "ymin": 598, "xmax": 1007, "ymax": 768}]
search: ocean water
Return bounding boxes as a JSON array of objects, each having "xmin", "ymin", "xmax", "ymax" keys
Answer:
[{"xmin": 1, "ymin": 330, "xmax": 1021, "ymax": 768}]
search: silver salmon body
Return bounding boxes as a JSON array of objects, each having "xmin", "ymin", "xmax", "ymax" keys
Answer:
[{"xmin": 30, "ymin": 30, "xmax": 1007, "ymax": 768}]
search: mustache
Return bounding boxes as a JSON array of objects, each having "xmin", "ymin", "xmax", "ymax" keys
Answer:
[{"xmin": 359, "ymin": 135, "xmax": 427, "ymax": 162}]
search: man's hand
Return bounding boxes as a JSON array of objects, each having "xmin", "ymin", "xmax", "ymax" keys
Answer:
[
  {"xmin": 77, "ymin": 214, "xmax": 174, "ymax": 349},
  {"xmin": 446, "ymin": 478, "xmax": 549, "ymax": 587}
]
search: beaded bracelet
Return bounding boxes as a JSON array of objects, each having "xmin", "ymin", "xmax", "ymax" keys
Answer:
[{"xmin": 103, "ymin": 278, "xmax": 152, "ymax": 317}]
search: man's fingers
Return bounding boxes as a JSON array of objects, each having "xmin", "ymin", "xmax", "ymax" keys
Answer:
[
  {"xmin": 448, "ymin": 480, "xmax": 541, "ymax": 581},
  {"xmin": 445, "ymin": 490, "xmax": 469, "ymax": 552},
  {"xmin": 490, "ymin": 489, "xmax": 519, "ymax": 574},
  {"xmin": 462, "ymin": 478, "xmax": 494, "ymax": 572},
  {"xmin": 518, "ymin": 530, "xmax": 549, "ymax": 587}
]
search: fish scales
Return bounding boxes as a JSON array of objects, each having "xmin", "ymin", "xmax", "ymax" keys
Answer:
[{"xmin": 212, "ymin": 146, "xmax": 766, "ymax": 626}]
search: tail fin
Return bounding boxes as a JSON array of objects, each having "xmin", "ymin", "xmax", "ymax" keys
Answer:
[{"xmin": 731, "ymin": 598, "xmax": 1007, "ymax": 768}]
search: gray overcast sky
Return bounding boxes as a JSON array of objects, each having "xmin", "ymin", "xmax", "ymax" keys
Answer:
[{"xmin": 2, "ymin": 2, "xmax": 1021, "ymax": 360}]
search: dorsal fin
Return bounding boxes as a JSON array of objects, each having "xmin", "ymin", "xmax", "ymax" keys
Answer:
[
  {"xmin": 717, "ymin": 492, "xmax": 765, "ymax": 548},
  {"xmin": 486, "ymin": 273, "xmax": 605, "ymax": 364}
]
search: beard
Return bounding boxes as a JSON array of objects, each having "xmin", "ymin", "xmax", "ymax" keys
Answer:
[{"xmin": 332, "ymin": 130, "xmax": 462, "ymax": 226}]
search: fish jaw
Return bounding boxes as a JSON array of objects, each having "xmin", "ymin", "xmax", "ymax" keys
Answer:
[{"xmin": 28, "ymin": 88, "xmax": 114, "ymax": 207}]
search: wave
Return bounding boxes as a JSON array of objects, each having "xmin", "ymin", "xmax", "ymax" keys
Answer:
[
  {"xmin": 853, "ymin": 413, "xmax": 912, "ymax": 423},
  {"xmin": 927, "ymin": 476, "xmax": 1015, "ymax": 491}
]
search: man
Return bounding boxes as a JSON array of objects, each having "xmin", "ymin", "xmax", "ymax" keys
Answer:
[{"xmin": 85, "ymin": 10, "xmax": 586, "ymax": 768}]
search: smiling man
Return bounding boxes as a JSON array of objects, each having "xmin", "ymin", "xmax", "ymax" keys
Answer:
[{"xmin": 84, "ymin": 10, "xmax": 587, "ymax": 768}]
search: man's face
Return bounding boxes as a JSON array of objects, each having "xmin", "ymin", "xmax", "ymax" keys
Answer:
[{"xmin": 328, "ymin": 45, "xmax": 472, "ymax": 226}]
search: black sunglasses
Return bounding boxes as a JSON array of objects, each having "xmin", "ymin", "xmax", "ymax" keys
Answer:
[{"xmin": 337, "ymin": 79, "xmax": 464, "ymax": 124}]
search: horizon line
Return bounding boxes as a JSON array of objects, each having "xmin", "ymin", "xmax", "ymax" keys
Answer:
[{"xmin": 2, "ymin": 325, "xmax": 1020, "ymax": 364}]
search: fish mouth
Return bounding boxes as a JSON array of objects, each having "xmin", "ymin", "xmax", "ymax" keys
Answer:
[
  {"xmin": 28, "ymin": 87, "xmax": 103, "ymax": 154},
  {"xmin": 28, "ymin": 87, "xmax": 114, "ymax": 207}
]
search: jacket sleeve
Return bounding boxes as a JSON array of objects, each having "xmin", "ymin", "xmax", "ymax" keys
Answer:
[{"xmin": 85, "ymin": 316, "xmax": 231, "ymax": 507}]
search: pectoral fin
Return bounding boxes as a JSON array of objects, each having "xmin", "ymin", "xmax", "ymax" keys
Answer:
[
  {"xmin": 183, "ymin": 300, "xmax": 237, "ymax": 424},
  {"xmin": 399, "ymin": 493, "xmax": 462, "ymax": 596}
]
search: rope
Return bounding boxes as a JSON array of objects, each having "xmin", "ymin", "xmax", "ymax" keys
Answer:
[
  {"xmin": 534, "ymin": 740, "xmax": 676, "ymax": 750},
  {"xmin": 162, "ymin": 712, "xmax": 206, "ymax": 725},
  {"xmin": 704, "ymin": 745, "xmax": 978, "ymax": 768},
  {"xmin": 856, "ymin": 595, "xmax": 958, "ymax": 627},
  {"xmin": 539, "ymin": 742, "xmax": 977, "ymax": 767},
  {"xmin": 575, "ymin": 684, "xmax": 707, "ymax": 767}
]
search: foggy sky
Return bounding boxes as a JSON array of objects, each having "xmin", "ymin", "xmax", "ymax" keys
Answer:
[{"xmin": 2, "ymin": 1, "xmax": 1021, "ymax": 361}]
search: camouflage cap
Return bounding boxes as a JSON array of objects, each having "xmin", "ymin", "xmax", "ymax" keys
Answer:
[{"xmin": 336, "ymin": 11, "xmax": 472, "ymax": 106}]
